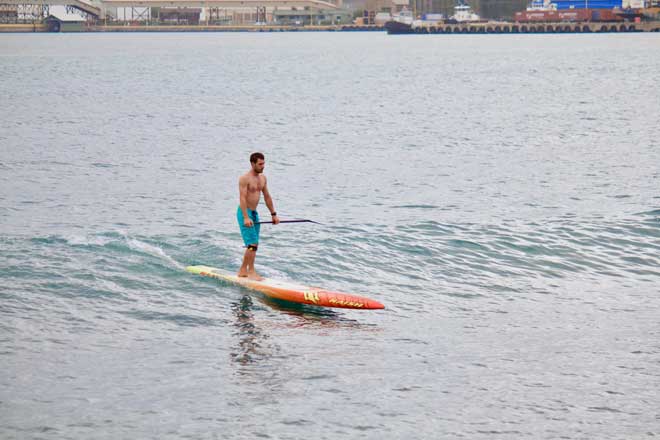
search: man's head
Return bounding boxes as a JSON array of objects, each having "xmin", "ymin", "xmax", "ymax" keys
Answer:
[{"xmin": 250, "ymin": 152, "xmax": 265, "ymax": 174}]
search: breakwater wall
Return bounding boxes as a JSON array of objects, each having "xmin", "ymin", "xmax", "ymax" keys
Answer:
[
  {"xmin": 400, "ymin": 21, "xmax": 660, "ymax": 33},
  {"xmin": 0, "ymin": 23, "xmax": 47, "ymax": 32},
  {"xmin": 2, "ymin": 21, "xmax": 659, "ymax": 33}
]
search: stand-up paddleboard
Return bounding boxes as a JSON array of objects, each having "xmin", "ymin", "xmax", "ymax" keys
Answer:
[{"xmin": 186, "ymin": 265, "xmax": 384, "ymax": 310}]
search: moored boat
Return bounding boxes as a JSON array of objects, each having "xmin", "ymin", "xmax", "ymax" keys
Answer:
[
  {"xmin": 384, "ymin": 8, "xmax": 415, "ymax": 34},
  {"xmin": 446, "ymin": 1, "xmax": 484, "ymax": 23},
  {"xmin": 384, "ymin": 8, "xmax": 446, "ymax": 34}
]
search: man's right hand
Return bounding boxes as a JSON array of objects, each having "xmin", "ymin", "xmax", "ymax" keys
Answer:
[{"xmin": 244, "ymin": 218, "xmax": 254, "ymax": 228}]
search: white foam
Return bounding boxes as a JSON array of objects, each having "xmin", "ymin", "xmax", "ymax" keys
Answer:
[
  {"xmin": 127, "ymin": 238, "xmax": 185, "ymax": 270},
  {"xmin": 63, "ymin": 234, "xmax": 113, "ymax": 247}
]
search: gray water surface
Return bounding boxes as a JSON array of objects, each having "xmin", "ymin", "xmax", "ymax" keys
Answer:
[{"xmin": 1, "ymin": 32, "xmax": 659, "ymax": 439}]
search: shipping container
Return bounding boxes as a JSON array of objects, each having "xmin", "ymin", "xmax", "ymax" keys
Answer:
[
  {"xmin": 553, "ymin": 0, "xmax": 622, "ymax": 9},
  {"xmin": 557, "ymin": 9, "xmax": 592, "ymax": 20},
  {"xmin": 515, "ymin": 7, "xmax": 624, "ymax": 21},
  {"xmin": 422, "ymin": 13, "xmax": 445, "ymax": 20},
  {"xmin": 592, "ymin": 8, "xmax": 623, "ymax": 19},
  {"xmin": 515, "ymin": 10, "xmax": 560, "ymax": 21}
]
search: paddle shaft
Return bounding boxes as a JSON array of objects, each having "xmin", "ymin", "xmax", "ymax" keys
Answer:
[{"xmin": 256, "ymin": 219, "xmax": 320, "ymax": 225}]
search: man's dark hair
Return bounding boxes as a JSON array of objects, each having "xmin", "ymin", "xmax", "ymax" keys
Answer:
[{"xmin": 250, "ymin": 152, "xmax": 265, "ymax": 164}]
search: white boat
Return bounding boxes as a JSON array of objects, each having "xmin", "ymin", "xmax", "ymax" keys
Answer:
[
  {"xmin": 385, "ymin": 7, "xmax": 446, "ymax": 34},
  {"xmin": 449, "ymin": 2, "xmax": 482, "ymax": 22},
  {"xmin": 384, "ymin": 8, "xmax": 415, "ymax": 33},
  {"xmin": 392, "ymin": 8, "xmax": 414, "ymax": 25}
]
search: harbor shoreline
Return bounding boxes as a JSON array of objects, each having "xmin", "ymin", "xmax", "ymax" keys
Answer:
[
  {"xmin": 0, "ymin": 23, "xmax": 383, "ymax": 33},
  {"xmin": 1, "ymin": 21, "xmax": 659, "ymax": 33}
]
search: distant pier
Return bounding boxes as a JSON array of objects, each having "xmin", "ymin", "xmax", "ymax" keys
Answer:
[
  {"xmin": 1, "ymin": 21, "xmax": 659, "ymax": 33},
  {"xmin": 395, "ymin": 21, "xmax": 660, "ymax": 34},
  {"xmin": 0, "ymin": 22, "xmax": 386, "ymax": 32},
  {"xmin": 89, "ymin": 23, "xmax": 384, "ymax": 32}
]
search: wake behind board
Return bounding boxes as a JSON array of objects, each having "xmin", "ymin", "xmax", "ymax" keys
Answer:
[{"xmin": 186, "ymin": 265, "xmax": 384, "ymax": 310}]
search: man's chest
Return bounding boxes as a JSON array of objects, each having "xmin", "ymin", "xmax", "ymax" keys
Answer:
[{"xmin": 247, "ymin": 178, "xmax": 264, "ymax": 193}]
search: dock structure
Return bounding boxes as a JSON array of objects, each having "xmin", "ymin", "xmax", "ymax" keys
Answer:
[
  {"xmin": 401, "ymin": 20, "xmax": 660, "ymax": 33},
  {"xmin": 1, "ymin": 0, "xmax": 659, "ymax": 32},
  {"xmin": 0, "ymin": 0, "xmax": 339, "ymax": 20},
  {"xmin": 1, "ymin": 0, "xmax": 101, "ymax": 18},
  {"xmin": 99, "ymin": 0, "xmax": 337, "ymax": 7}
]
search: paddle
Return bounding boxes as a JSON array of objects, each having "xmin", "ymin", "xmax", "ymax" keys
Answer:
[{"xmin": 256, "ymin": 219, "xmax": 321, "ymax": 225}]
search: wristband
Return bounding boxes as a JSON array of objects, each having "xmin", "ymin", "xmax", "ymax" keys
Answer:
[{"xmin": 271, "ymin": 212, "xmax": 277, "ymax": 216}]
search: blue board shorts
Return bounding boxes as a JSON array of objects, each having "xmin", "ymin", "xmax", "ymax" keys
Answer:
[{"xmin": 237, "ymin": 206, "xmax": 260, "ymax": 247}]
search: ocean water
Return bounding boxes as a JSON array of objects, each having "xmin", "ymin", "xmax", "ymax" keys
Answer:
[{"xmin": 1, "ymin": 32, "xmax": 659, "ymax": 439}]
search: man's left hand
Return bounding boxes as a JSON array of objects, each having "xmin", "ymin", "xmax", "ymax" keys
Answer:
[{"xmin": 272, "ymin": 215, "xmax": 280, "ymax": 225}]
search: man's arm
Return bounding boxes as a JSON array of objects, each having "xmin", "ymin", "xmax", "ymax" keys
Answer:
[
  {"xmin": 262, "ymin": 177, "xmax": 280, "ymax": 225},
  {"xmin": 238, "ymin": 176, "xmax": 253, "ymax": 227}
]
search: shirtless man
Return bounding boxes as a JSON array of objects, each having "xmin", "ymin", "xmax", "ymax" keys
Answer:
[{"xmin": 237, "ymin": 152, "xmax": 279, "ymax": 280}]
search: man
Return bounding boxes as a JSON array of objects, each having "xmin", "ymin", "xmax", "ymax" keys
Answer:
[{"xmin": 237, "ymin": 152, "xmax": 279, "ymax": 280}]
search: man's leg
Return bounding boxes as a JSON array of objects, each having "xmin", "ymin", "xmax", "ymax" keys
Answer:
[
  {"xmin": 237, "ymin": 247, "xmax": 250, "ymax": 277},
  {"xmin": 244, "ymin": 244, "xmax": 262, "ymax": 280}
]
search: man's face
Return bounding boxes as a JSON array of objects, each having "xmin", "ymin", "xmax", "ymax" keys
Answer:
[{"xmin": 252, "ymin": 159, "xmax": 265, "ymax": 174}]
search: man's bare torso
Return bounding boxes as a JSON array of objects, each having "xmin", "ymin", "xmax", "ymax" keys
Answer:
[{"xmin": 241, "ymin": 172, "xmax": 265, "ymax": 210}]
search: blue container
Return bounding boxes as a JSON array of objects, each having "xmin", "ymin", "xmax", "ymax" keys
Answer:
[{"xmin": 553, "ymin": 0, "xmax": 621, "ymax": 8}]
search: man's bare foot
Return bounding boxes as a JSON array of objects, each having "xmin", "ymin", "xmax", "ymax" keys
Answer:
[
  {"xmin": 247, "ymin": 272, "xmax": 264, "ymax": 281},
  {"xmin": 237, "ymin": 270, "xmax": 248, "ymax": 278}
]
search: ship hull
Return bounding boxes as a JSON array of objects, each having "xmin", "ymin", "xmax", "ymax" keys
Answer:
[{"xmin": 385, "ymin": 20, "xmax": 415, "ymax": 34}]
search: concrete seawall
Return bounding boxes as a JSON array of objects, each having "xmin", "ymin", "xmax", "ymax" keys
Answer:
[
  {"xmin": 1, "ymin": 22, "xmax": 659, "ymax": 33},
  {"xmin": 0, "ymin": 23, "xmax": 47, "ymax": 32},
  {"xmin": 407, "ymin": 21, "xmax": 660, "ymax": 33},
  {"xmin": 89, "ymin": 24, "xmax": 383, "ymax": 32}
]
